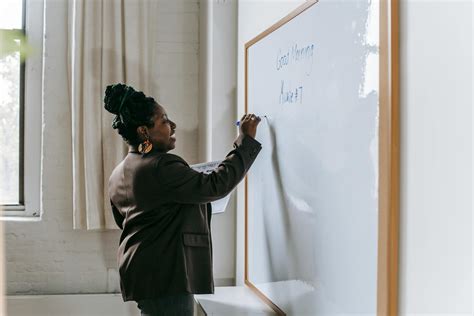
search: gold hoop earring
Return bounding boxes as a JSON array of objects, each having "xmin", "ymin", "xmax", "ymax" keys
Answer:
[{"xmin": 138, "ymin": 138, "xmax": 153, "ymax": 154}]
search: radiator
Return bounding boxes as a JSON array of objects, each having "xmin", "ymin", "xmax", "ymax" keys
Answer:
[
  {"xmin": 6, "ymin": 294, "xmax": 204, "ymax": 316},
  {"xmin": 6, "ymin": 294, "xmax": 139, "ymax": 316}
]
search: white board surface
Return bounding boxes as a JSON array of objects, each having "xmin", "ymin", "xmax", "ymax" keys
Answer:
[{"xmin": 246, "ymin": 0, "xmax": 380, "ymax": 314}]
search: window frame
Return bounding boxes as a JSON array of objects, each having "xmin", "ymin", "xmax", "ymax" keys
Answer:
[{"xmin": 1, "ymin": 0, "xmax": 43, "ymax": 220}]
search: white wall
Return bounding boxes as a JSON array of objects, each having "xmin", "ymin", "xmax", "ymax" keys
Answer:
[
  {"xmin": 199, "ymin": 0, "xmax": 239, "ymax": 286},
  {"xmin": 236, "ymin": 0, "xmax": 472, "ymax": 314},
  {"xmin": 208, "ymin": 0, "xmax": 239, "ymax": 285},
  {"xmin": 399, "ymin": 0, "xmax": 472, "ymax": 314},
  {"xmin": 5, "ymin": 0, "xmax": 203, "ymax": 295},
  {"xmin": 152, "ymin": 0, "xmax": 201, "ymax": 164}
]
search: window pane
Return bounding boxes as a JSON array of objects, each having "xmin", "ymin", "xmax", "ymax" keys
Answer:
[
  {"xmin": 0, "ymin": 50, "xmax": 20, "ymax": 204},
  {"xmin": 0, "ymin": 0, "xmax": 23, "ymax": 29}
]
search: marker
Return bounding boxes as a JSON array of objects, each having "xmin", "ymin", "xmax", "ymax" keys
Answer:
[{"xmin": 235, "ymin": 115, "xmax": 267, "ymax": 126}]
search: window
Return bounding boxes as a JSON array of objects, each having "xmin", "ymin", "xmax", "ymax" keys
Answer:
[
  {"xmin": 0, "ymin": 0, "xmax": 25, "ymax": 206},
  {"xmin": 0, "ymin": 0, "xmax": 43, "ymax": 219}
]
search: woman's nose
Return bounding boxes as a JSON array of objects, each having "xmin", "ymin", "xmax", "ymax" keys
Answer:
[{"xmin": 170, "ymin": 120, "xmax": 177, "ymax": 129}]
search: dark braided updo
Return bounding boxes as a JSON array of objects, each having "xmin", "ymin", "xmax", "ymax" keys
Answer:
[{"xmin": 104, "ymin": 83, "xmax": 157, "ymax": 146}]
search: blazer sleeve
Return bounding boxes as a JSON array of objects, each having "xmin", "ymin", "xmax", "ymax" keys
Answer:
[{"xmin": 155, "ymin": 134, "xmax": 262, "ymax": 204}]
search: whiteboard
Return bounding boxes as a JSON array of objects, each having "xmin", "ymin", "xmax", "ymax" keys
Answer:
[{"xmin": 244, "ymin": 0, "xmax": 398, "ymax": 314}]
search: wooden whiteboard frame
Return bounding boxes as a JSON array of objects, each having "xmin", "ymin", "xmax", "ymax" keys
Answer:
[{"xmin": 243, "ymin": 0, "xmax": 400, "ymax": 315}]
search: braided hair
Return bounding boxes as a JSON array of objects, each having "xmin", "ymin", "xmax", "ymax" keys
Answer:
[{"xmin": 104, "ymin": 83, "xmax": 157, "ymax": 146}]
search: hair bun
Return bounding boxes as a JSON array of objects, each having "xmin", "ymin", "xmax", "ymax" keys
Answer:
[{"xmin": 104, "ymin": 83, "xmax": 130, "ymax": 115}]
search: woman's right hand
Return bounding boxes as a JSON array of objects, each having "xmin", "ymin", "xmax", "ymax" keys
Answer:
[{"xmin": 239, "ymin": 113, "xmax": 261, "ymax": 139}]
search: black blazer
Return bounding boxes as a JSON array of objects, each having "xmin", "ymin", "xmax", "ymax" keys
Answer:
[{"xmin": 108, "ymin": 135, "xmax": 261, "ymax": 301}]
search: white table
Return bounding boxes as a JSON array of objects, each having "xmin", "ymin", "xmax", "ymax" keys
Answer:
[{"xmin": 195, "ymin": 286, "xmax": 276, "ymax": 316}]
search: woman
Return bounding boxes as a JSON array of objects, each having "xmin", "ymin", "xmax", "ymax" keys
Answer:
[{"xmin": 104, "ymin": 83, "xmax": 262, "ymax": 316}]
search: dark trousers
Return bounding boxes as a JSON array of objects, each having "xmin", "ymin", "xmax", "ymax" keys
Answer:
[{"xmin": 137, "ymin": 294, "xmax": 194, "ymax": 316}]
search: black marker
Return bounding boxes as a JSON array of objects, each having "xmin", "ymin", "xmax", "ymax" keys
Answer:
[{"xmin": 235, "ymin": 115, "xmax": 267, "ymax": 126}]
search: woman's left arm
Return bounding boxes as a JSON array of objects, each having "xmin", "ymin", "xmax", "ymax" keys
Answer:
[{"xmin": 155, "ymin": 135, "xmax": 262, "ymax": 204}]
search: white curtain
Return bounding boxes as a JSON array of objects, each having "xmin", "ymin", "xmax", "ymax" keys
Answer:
[{"xmin": 68, "ymin": 0, "xmax": 157, "ymax": 229}]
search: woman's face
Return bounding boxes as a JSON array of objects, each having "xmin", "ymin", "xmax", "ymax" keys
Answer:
[{"xmin": 143, "ymin": 105, "xmax": 177, "ymax": 152}]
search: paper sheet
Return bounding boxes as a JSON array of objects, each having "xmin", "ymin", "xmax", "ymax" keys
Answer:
[{"xmin": 191, "ymin": 160, "xmax": 231, "ymax": 214}]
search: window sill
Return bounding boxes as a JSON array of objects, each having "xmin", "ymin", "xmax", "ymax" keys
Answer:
[{"xmin": 0, "ymin": 205, "xmax": 41, "ymax": 221}]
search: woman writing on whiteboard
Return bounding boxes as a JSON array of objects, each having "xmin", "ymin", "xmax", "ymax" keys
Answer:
[{"xmin": 104, "ymin": 83, "xmax": 262, "ymax": 316}]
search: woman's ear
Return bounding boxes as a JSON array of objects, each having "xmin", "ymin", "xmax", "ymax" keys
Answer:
[{"xmin": 136, "ymin": 126, "xmax": 148, "ymax": 140}]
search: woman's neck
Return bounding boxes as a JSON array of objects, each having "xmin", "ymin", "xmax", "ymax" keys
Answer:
[{"xmin": 128, "ymin": 145, "xmax": 139, "ymax": 153}]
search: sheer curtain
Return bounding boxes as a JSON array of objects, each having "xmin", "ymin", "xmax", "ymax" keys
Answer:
[{"xmin": 68, "ymin": 0, "xmax": 156, "ymax": 229}]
